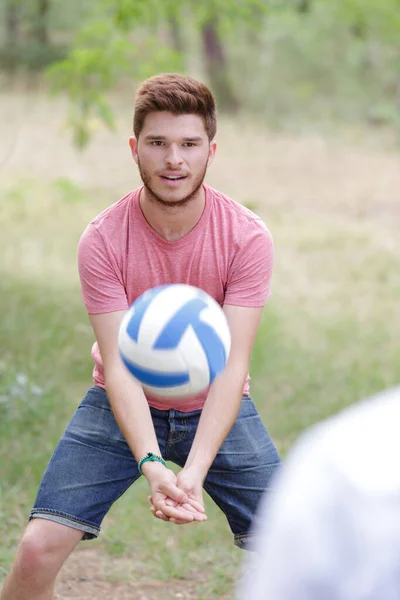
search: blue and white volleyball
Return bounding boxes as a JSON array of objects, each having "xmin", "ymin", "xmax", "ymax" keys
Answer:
[{"xmin": 118, "ymin": 284, "xmax": 231, "ymax": 397}]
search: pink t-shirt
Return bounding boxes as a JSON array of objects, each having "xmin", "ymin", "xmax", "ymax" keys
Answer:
[{"xmin": 78, "ymin": 184, "xmax": 274, "ymax": 411}]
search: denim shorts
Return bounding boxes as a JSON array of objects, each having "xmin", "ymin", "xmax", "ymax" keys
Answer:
[{"xmin": 30, "ymin": 386, "xmax": 280, "ymax": 549}]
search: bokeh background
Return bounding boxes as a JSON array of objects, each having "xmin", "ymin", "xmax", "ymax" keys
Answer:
[{"xmin": 1, "ymin": 1, "xmax": 399, "ymax": 598}]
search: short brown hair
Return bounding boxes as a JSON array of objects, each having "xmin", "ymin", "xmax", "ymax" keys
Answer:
[{"xmin": 133, "ymin": 73, "xmax": 217, "ymax": 141}]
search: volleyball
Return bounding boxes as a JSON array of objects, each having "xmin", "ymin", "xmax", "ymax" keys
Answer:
[{"xmin": 118, "ymin": 284, "xmax": 231, "ymax": 397}]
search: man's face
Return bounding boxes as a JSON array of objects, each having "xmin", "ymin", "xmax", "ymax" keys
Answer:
[{"xmin": 129, "ymin": 111, "xmax": 216, "ymax": 208}]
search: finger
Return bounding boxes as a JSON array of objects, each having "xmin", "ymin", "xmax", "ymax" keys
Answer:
[
  {"xmin": 177, "ymin": 503, "xmax": 207, "ymax": 521},
  {"xmin": 150, "ymin": 505, "xmax": 168, "ymax": 521},
  {"xmin": 169, "ymin": 516, "xmax": 203, "ymax": 525},
  {"xmin": 159, "ymin": 482, "xmax": 188, "ymax": 505},
  {"xmin": 169, "ymin": 518, "xmax": 187, "ymax": 525},
  {"xmin": 154, "ymin": 502, "xmax": 195, "ymax": 522},
  {"xmin": 165, "ymin": 497, "xmax": 178, "ymax": 507},
  {"xmin": 186, "ymin": 497, "xmax": 206, "ymax": 513},
  {"xmin": 155, "ymin": 510, "xmax": 169, "ymax": 521},
  {"xmin": 159, "ymin": 495, "xmax": 205, "ymax": 518},
  {"xmin": 162, "ymin": 496, "xmax": 204, "ymax": 517},
  {"xmin": 165, "ymin": 501, "xmax": 206, "ymax": 522},
  {"xmin": 180, "ymin": 501, "xmax": 206, "ymax": 515},
  {"xmin": 154, "ymin": 496, "xmax": 206, "ymax": 520},
  {"xmin": 151, "ymin": 506, "xmax": 169, "ymax": 521}
]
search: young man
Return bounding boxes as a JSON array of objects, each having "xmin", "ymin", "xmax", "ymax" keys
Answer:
[{"xmin": 1, "ymin": 73, "xmax": 280, "ymax": 600}]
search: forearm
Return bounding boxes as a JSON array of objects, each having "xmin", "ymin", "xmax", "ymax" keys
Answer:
[
  {"xmin": 106, "ymin": 366, "xmax": 204, "ymax": 521},
  {"xmin": 105, "ymin": 366, "xmax": 160, "ymax": 463},
  {"xmin": 185, "ymin": 362, "xmax": 248, "ymax": 479}
]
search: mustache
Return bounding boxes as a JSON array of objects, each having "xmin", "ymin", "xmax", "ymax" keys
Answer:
[{"xmin": 137, "ymin": 159, "xmax": 208, "ymax": 208}]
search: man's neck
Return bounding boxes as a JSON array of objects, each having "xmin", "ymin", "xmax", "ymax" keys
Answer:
[{"xmin": 139, "ymin": 186, "xmax": 206, "ymax": 242}]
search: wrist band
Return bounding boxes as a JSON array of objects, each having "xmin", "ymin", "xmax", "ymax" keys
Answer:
[{"xmin": 138, "ymin": 452, "xmax": 167, "ymax": 475}]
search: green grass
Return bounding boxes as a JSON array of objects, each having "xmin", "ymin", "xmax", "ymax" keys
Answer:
[{"xmin": 0, "ymin": 125, "xmax": 399, "ymax": 595}]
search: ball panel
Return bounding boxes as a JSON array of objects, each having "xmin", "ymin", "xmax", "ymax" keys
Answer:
[
  {"xmin": 199, "ymin": 301, "xmax": 231, "ymax": 360},
  {"xmin": 125, "ymin": 285, "xmax": 168, "ymax": 343},
  {"xmin": 178, "ymin": 325, "xmax": 211, "ymax": 392},
  {"xmin": 120, "ymin": 355, "xmax": 189, "ymax": 388},
  {"xmin": 138, "ymin": 284, "xmax": 200, "ymax": 348},
  {"xmin": 119, "ymin": 325, "xmax": 186, "ymax": 372},
  {"xmin": 153, "ymin": 297, "xmax": 209, "ymax": 349}
]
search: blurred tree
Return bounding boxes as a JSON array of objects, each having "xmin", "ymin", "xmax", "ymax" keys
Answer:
[
  {"xmin": 169, "ymin": 16, "xmax": 184, "ymax": 54},
  {"xmin": 3, "ymin": 0, "xmax": 22, "ymax": 69},
  {"xmin": 1, "ymin": 0, "xmax": 69, "ymax": 70},
  {"xmin": 5, "ymin": 0, "xmax": 20, "ymax": 44},
  {"xmin": 44, "ymin": 0, "xmax": 267, "ymax": 148},
  {"xmin": 296, "ymin": 0, "xmax": 311, "ymax": 13},
  {"xmin": 2, "ymin": 0, "xmax": 395, "ymax": 145},
  {"xmin": 34, "ymin": 0, "xmax": 50, "ymax": 46},
  {"xmin": 201, "ymin": 18, "xmax": 239, "ymax": 112}
]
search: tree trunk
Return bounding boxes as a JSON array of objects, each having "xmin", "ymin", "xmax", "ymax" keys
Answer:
[
  {"xmin": 34, "ymin": 0, "xmax": 50, "ymax": 46},
  {"xmin": 201, "ymin": 20, "xmax": 239, "ymax": 113},
  {"xmin": 5, "ymin": 0, "xmax": 20, "ymax": 47},
  {"xmin": 4, "ymin": 0, "xmax": 21, "ymax": 70},
  {"xmin": 297, "ymin": 0, "xmax": 311, "ymax": 13},
  {"xmin": 169, "ymin": 16, "xmax": 184, "ymax": 54},
  {"xmin": 351, "ymin": 18, "xmax": 366, "ymax": 39}
]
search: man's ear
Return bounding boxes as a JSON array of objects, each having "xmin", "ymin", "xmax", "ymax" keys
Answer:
[
  {"xmin": 129, "ymin": 137, "xmax": 139, "ymax": 164},
  {"xmin": 207, "ymin": 140, "xmax": 217, "ymax": 167}
]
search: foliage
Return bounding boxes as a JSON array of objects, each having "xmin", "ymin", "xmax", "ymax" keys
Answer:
[
  {"xmin": 47, "ymin": 26, "xmax": 182, "ymax": 147},
  {"xmin": 43, "ymin": 0, "xmax": 267, "ymax": 147},
  {"xmin": 231, "ymin": 3, "xmax": 400, "ymax": 132},
  {"xmin": 1, "ymin": 0, "xmax": 400, "ymax": 143}
]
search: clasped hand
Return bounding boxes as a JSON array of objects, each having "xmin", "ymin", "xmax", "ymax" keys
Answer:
[{"xmin": 145, "ymin": 465, "xmax": 207, "ymax": 525}]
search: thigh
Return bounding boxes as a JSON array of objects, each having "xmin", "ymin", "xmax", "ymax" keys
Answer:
[
  {"xmin": 32, "ymin": 386, "xmax": 168, "ymax": 538},
  {"xmin": 204, "ymin": 396, "xmax": 281, "ymax": 548}
]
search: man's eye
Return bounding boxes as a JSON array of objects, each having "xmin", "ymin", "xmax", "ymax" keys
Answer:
[
  {"xmin": 183, "ymin": 143, "xmax": 195, "ymax": 147},
  {"xmin": 151, "ymin": 141, "xmax": 164, "ymax": 146}
]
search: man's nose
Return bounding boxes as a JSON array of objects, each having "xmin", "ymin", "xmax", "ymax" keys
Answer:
[{"xmin": 165, "ymin": 144, "xmax": 183, "ymax": 167}]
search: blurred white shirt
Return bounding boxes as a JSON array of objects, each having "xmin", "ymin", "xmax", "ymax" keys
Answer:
[{"xmin": 238, "ymin": 386, "xmax": 400, "ymax": 600}]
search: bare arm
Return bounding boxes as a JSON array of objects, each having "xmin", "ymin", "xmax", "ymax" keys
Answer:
[
  {"xmin": 185, "ymin": 305, "xmax": 264, "ymax": 477},
  {"xmin": 89, "ymin": 311, "xmax": 161, "ymax": 461},
  {"xmin": 89, "ymin": 310, "xmax": 206, "ymax": 522},
  {"xmin": 154, "ymin": 305, "xmax": 264, "ymax": 519}
]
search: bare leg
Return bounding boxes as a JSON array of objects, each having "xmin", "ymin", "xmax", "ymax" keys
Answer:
[{"xmin": 1, "ymin": 518, "xmax": 84, "ymax": 600}]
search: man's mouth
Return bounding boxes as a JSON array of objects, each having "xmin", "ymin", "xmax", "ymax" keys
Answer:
[{"xmin": 160, "ymin": 174, "xmax": 187, "ymax": 181}]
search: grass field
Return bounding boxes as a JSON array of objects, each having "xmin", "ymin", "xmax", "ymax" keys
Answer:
[{"xmin": 1, "ymin": 83, "xmax": 399, "ymax": 598}]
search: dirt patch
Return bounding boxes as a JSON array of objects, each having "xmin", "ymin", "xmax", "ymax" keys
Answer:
[{"xmin": 56, "ymin": 547, "xmax": 198, "ymax": 600}]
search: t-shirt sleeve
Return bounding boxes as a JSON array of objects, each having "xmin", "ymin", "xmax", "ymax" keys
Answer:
[
  {"xmin": 78, "ymin": 223, "xmax": 129, "ymax": 314},
  {"xmin": 224, "ymin": 220, "xmax": 274, "ymax": 307}
]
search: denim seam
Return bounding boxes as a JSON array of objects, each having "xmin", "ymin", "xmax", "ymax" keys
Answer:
[
  {"xmin": 30, "ymin": 508, "xmax": 100, "ymax": 531},
  {"xmin": 234, "ymin": 533, "xmax": 249, "ymax": 540},
  {"xmin": 234, "ymin": 533, "xmax": 251, "ymax": 549}
]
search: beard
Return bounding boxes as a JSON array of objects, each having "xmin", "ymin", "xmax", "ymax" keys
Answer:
[{"xmin": 137, "ymin": 159, "xmax": 208, "ymax": 209}]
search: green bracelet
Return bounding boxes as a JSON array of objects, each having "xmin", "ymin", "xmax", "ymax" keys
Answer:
[{"xmin": 138, "ymin": 452, "xmax": 167, "ymax": 475}]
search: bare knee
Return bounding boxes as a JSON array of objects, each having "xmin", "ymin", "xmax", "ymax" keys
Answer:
[
  {"xmin": 15, "ymin": 519, "xmax": 83, "ymax": 583},
  {"xmin": 17, "ymin": 533, "xmax": 53, "ymax": 579}
]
